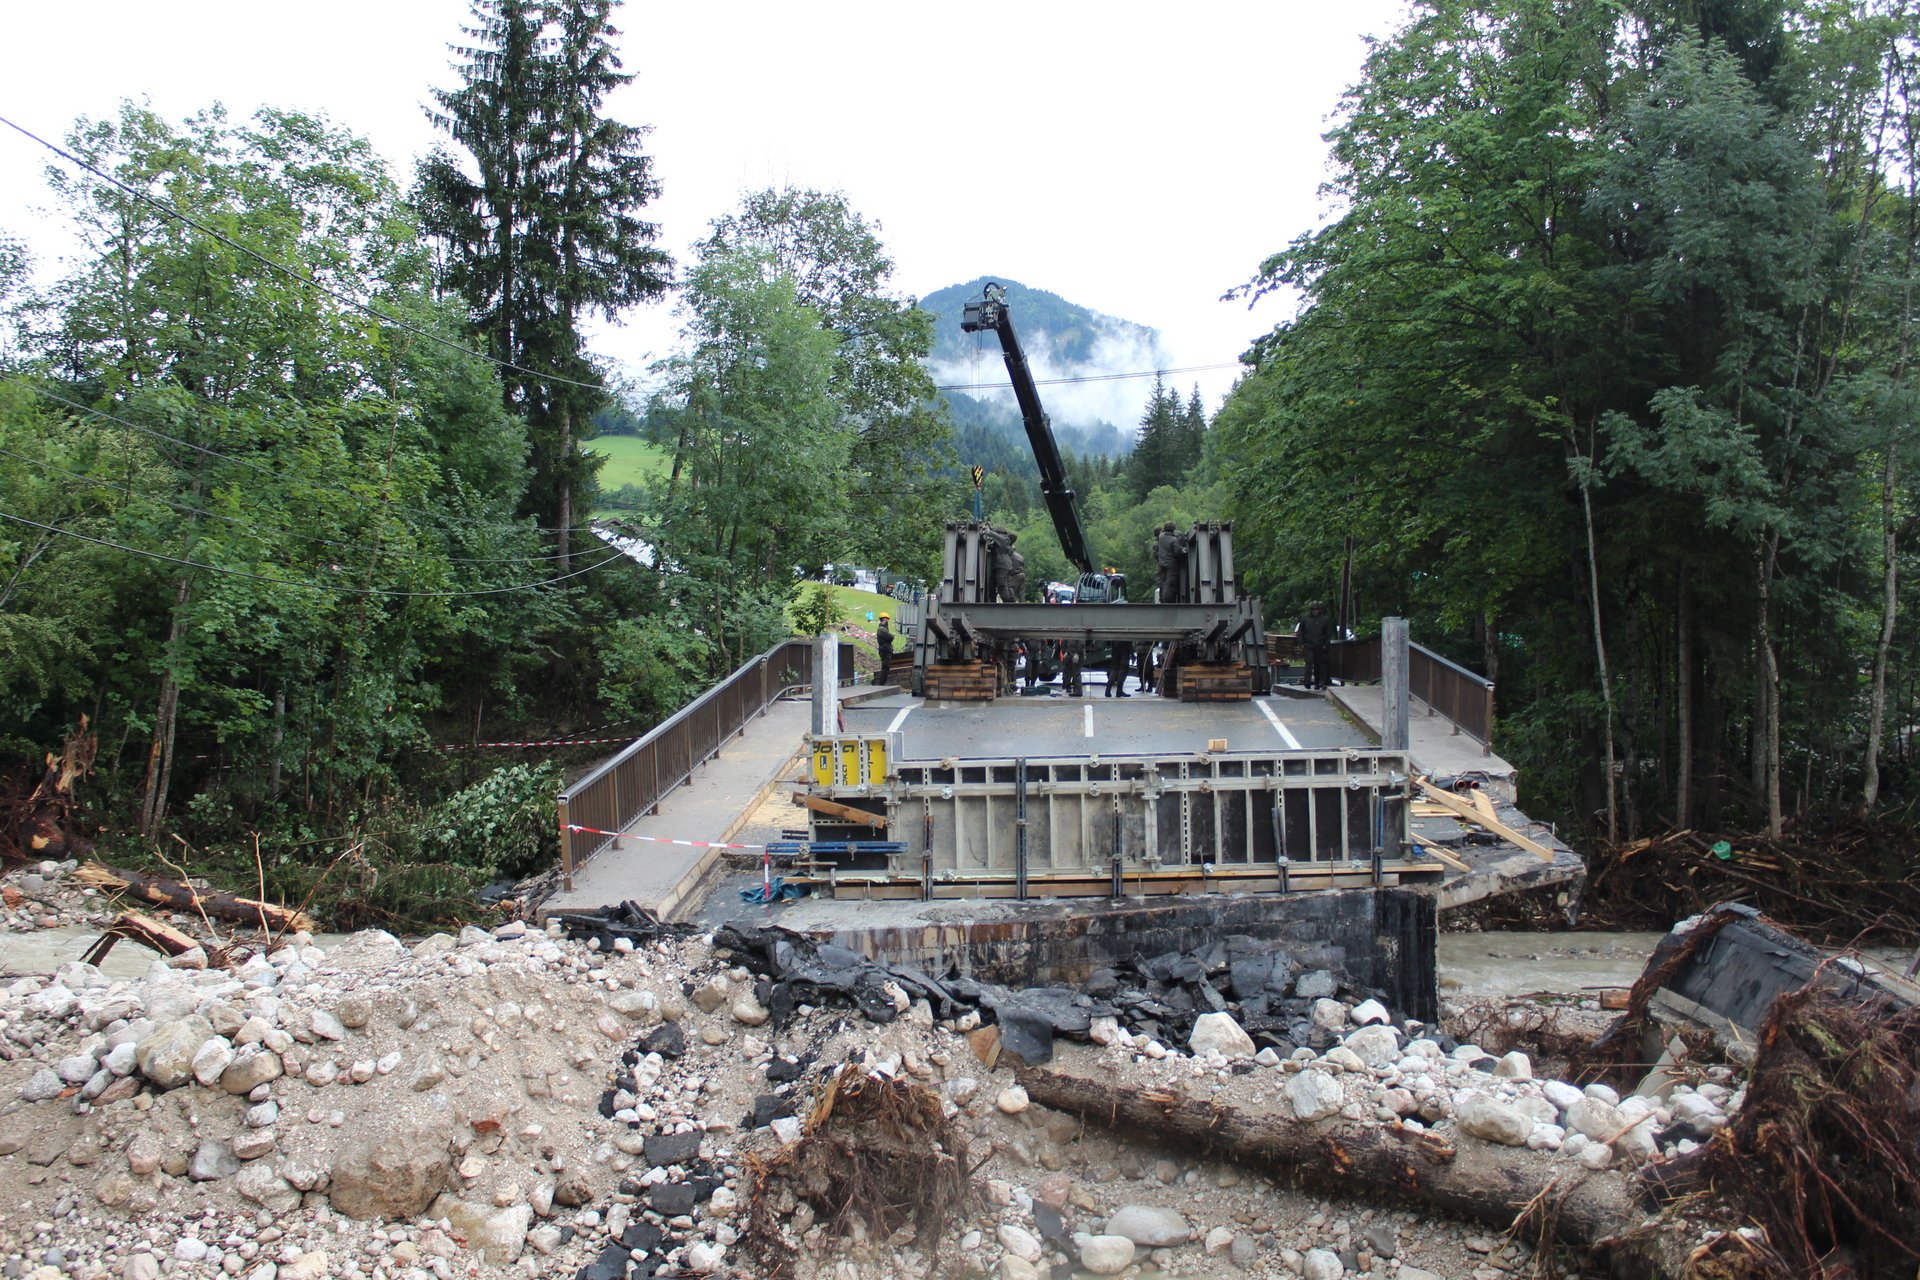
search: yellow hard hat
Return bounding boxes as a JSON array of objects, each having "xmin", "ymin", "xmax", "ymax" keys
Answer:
[{"xmin": 878, "ymin": 613, "xmax": 890, "ymax": 621}]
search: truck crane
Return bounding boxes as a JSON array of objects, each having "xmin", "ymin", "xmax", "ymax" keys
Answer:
[{"xmin": 911, "ymin": 283, "xmax": 1267, "ymax": 701}]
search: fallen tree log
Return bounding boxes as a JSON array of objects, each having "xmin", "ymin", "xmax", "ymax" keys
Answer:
[
  {"xmin": 72, "ymin": 862, "xmax": 313, "ymax": 935},
  {"xmin": 81, "ymin": 910, "xmax": 229, "ymax": 968},
  {"xmin": 1016, "ymin": 1061, "xmax": 1641, "ymax": 1252}
]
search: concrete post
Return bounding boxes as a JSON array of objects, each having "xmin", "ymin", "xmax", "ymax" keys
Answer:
[
  {"xmin": 811, "ymin": 633, "xmax": 841, "ymax": 735},
  {"xmin": 1382, "ymin": 616, "xmax": 1410, "ymax": 752}
]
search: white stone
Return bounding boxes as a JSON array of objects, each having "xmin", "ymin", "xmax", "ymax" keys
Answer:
[
  {"xmin": 684, "ymin": 1242, "xmax": 724, "ymax": 1273},
  {"xmin": 1583, "ymin": 1081, "xmax": 1620, "ymax": 1106},
  {"xmin": 1494, "ymin": 1050, "xmax": 1532, "ymax": 1079},
  {"xmin": 1188, "ymin": 1012, "xmax": 1256, "ymax": 1059},
  {"xmin": 1103, "ymin": 1204, "xmax": 1191, "ymax": 1247},
  {"xmin": 1286, "ymin": 1069, "xmax": 1344, "ymax": 1122},
  {"xmin": 770, "ymin": 1116, "xmax": 803, "ymax": 1145},
  {"xmin": 1304, "ymin": 1247, "xmax": 1344, "ymax": 1280},
  {"xmin": 1088, "ymin": 1016, "xmax": 1122, "ymax": 1046},
  {"xmin": 1456, "ymin": 1093, "xmax": 1532, "ymax": 1146},
  {"xmin": 1349, "ymin": 998, "xmax": 1390, "ymax": 1026},
  {"xmin": 996, "ymin": 1224, "xmax": 1042, "ymax": 1262},
  {"xmin": 1255, "ymin": 1048, "xmax": 1281, "ymax": 1067},
  {"xmin": 1577, "ymin": 1141, "xmax": 1614, "ymax": 1170},
  {"xmin": 192, "ymin": 1037, "xmax": 236, "ymax": 1088},
  {"xmin": 1565, "ymin": 1098, "xmax": 1621, "ymax": 1143},
  {"xmin": 1343, "ymin": 1024, "xmax": 1399, "ymax": 1066},
  {"xmin": 1075, "ymin": 1234, "xmax": 1137, "ymax": 1274},
  {"xmin": 996, "ymin": 1085, "xmax": 1030, "ymax": 1115},
  {"xmin": 1310, "ymin": 998, "xmax": 1348, "ymax": 1032}
]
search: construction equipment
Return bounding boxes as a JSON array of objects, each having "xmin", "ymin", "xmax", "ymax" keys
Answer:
[{"xmin": 913, "ymin": 283, "xmax": 1267, "ymax": 700}]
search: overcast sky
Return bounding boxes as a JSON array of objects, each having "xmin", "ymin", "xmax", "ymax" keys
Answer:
[{"xmin": 2, "ymin": 1, "xmax": 1410, "ymax": 414}]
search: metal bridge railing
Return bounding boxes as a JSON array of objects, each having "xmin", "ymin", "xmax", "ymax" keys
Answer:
[
  {"xmin": 1325, "ymin": 636, "xmax": 1495, "ymax": 751},
  {"xmin": 556, "ymin": 637, "xmax": 820, "ymax": 883}
]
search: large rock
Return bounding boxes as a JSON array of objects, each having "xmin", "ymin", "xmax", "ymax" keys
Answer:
[
  {"xmin": 1285, "ymin": 1069, "xmax": 1344, "ymax": 1122},
  {"xmin": 996, "ymin": 1224, "xmax": 1041, "ymax": 1263},
  {"xmin": 135, "ymin": 1017, "xmax": 214, "ymax": 1090},
  {"xmin": 1565, "ymin": 1097, "xmax": 1622, "ymax": 1144},
  {"xmin": 1103, "ymin": 1204, "xmax": 1191, "ymax": 1247},
  {"xmin": 1188, "ymin": 1012, "xmax": 1256, "ymax": 1059},
  {"xmin": 1075, "ymin": 1235, "xmax": 1136, "ymax": 1274},
  {"xmin": 191, "ymin": 1037, "xmax": 235, "ymax": 1088},
  {"xmin": 233, "ymin": 1163, "xmax": 301, "ymax": 1214},
  {"xmin": 329, "ymin": 1120, "xmax": 453, "ymax": 1220},
  {"xmin": 1455, "ymin": 1094, "xmax": 1532, "ymax": 1146},
  {"xmin": 188, "ymin": 1137, "xmax": 240, "ymax": 1182},
  {"xmin": 1344, "ymin": 1024, "xmax": 1399, "ymax": 1067},
  {"xmin": 1304, "ymin": 1249, "xmax": 1345, "ymax": 1280},
  {"xmin": 431, "ymin": 1196, "xmax": 532, "ymax": 1264},
  {"xmin": 218, "ymin": 1046, "xmax": 284, "ymax": 1095}
]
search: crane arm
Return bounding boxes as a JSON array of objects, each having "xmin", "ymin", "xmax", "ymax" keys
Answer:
[{"xmin": 960, "ymin": 284, "xmax": 1095, "ymax": 575}]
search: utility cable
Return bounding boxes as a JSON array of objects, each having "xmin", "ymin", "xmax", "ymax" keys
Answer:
[
  {"xmin": 0, "ymin": 113, "xmax": 612, "ymax": 398},
  {"xmin": 934, "ymin": 361, "xmax": 1239, "ymax": 393},
  {"xmin": 0, "ymin": 510, "xmax": 632, "ymax": 598}
]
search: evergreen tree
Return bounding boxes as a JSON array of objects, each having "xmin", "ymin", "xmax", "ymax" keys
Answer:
[
  {"xmin": 1126, "ymin": 375, "xmax": 1183, "ymax": 499},
  {"xmin": 418, "ymin": 0, "xmax": 671, "ymax": 567}
]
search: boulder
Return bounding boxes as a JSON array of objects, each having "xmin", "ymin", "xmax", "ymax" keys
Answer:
[
  {"xmin": 996, "ymin": 1224, "xmax": 1041, "ymax": 1263},
  {"xmin": 329, "ymin": 1120, "xmax": 453, "ymax": 1220},
  {"xmin": 1285, "ymin": 1069, "xmax": 1344, "ymax": 1122},
  {"xmin": 1076, "ymin": 1235, "xmax": 1136, "ymax": 1274},
  {"xmin": 1455, "ymin": 1094, "xmax": 1532, "ymax": 1146},
  {"xmin": 1304, "ymin": 1249, "xmax": 1344, "ymax": 1280},
  {"xmin": 431, "ymin": 1196, "xmax": 532, "ymax": 1264},
  {"xmin": 1188, "ymin": 1012, "xmax": 1256, "ymax": 1059},
  {"xmin": 1343, "ymin": 1024, "xmax": 1399, "ymax": 1067},
  {"xmin": 135, "ymin": 1017, "xmax": 214, "ymax": 1090},
  {"xmin": 1103, "ymin": 1204, "xmax": 1191, "ymax": 1247}
]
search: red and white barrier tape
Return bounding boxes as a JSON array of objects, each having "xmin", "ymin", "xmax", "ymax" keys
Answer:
[
  {"xmin": 439, "ymin": 736, "xmax": 633, "ymax": 751},
  {"xmin": 564, "ymin": 823, "xmax": 765, "ymax": 851}
]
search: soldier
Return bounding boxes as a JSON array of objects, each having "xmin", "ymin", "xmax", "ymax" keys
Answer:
[
  {"xmin": 876, "ymin": 614, "xmax": 896, "ymax": 686},
  {"xmin": 1062, "ymin": 643, "xmax": 1084, "ymax": 697},
  {"xmin": 1297, "ymin": 600, "xmax": 1335, "ymax": 690},
  {"xmin": 1105, "ymin": 640, "xmax": 1132, "ymax": 698},
  {"xmin": 1153, "ymin": 522, "xmax": 1182, "ymax": 602}
]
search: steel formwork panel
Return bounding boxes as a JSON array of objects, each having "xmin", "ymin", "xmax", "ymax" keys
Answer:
[{"xmin": 806, "ymin": 742, "xmax": 1412, "ymax": 879}]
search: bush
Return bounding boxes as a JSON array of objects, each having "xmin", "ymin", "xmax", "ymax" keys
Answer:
[
  {"xmin": 789, "ymin": 581, "xmax": 845, "ymax": 636},
  {"xmin": 424, "ymin": 761, "xmax": 562, "ymax": 880}
]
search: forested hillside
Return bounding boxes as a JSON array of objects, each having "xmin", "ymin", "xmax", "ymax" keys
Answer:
[{"xmin": 1215, "ymin": 0, "xmax": 1920, "ymax": 848}]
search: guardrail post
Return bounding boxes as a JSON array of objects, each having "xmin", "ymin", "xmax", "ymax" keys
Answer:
[
  {"xmin": 1382, "ymin": 617, "xmax": 1410, "ymax": 751},
  {"xmin": 557, "ymin": 795, "xmax": 573, "ymax": 891},
  {"xmin": 811, "ymin": 634, "xmax": 840, "ymax": 734}
]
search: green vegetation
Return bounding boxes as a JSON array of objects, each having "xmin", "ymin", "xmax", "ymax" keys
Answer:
[{"xmin": 588, "ymin": 436, "xmax": 671, "ymax": 513}]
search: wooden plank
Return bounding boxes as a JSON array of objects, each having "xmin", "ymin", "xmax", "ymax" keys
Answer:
[
  {"xmin": 794, "ymin": 794, "xmax": 887, "ymax": 829},
  {"xmin": 1412, "ymin": 832, "xmax": 1473, "ymax": 872},
  {"xmin": 1416, "ymin": 780, "xmax": 1556, "ymax": 862},
  {"xmin": 1471, "ymin": 790, "xmax": 1500, "ymax": 825}
]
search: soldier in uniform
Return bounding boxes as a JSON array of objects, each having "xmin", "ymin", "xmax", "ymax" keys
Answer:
[
  {"xmin": 1153, "ymin": 522, "xmax": 1182, "ymax": 602},
  {"xmin": 875, "ymin": 614, "xmax": 897, "ymax": 686},
  {"xmin": 1297, "ymin": 600, "xmax": 1335, "ymax": 690},
  {"xmin": 1105, "ymin": 640, "xmax": 1132, "ymax": 698}
]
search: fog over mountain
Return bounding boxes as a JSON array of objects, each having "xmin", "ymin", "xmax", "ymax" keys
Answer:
[{"xmin": 920, "ymin": 278, "xmax": 1176, "ymax": 456}]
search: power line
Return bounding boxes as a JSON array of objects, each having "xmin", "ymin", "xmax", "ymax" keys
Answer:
[
  {"xmin": 934, "ymin": 361, "xmax": 1240, "ymax": 393},
  {"xmin": 0, "ymin": 445, "xmax": 587, "ymax": 566},
  {"xmin": 7, "ymin": 377, "xmax": 573, "ymax": 539},
  {"xmin": 0, "ymin": 510, "xmax": 632, "ymax": 598},
  {"xmin": 0, "ymin": 113, "xmax": 613, "ymax": 398}
]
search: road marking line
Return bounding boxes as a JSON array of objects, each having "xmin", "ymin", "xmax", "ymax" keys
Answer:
[
  {"xmin": 1084, "ymin": 705, "xmax": 1095, "ymax": 738},
  {"xmin": 886, "ymin": 704, "xmax": 916, "ymax": 734},
  {"xmin": 1257, "ymin": 698, "xmax": 1303, "ymax": 749}
]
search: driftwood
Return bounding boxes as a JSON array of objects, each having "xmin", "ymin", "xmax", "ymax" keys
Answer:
[
  {"xmin": 72, "ymin": 862, "xmax": 313, "ymax": 935},
  {"xmin": 1016, "ymin": 1062, "xmax": 1640, "ymax": 1252},
  {"xmin": 81, "ymin": 910, "xmax": 228, "ymax": 968}
]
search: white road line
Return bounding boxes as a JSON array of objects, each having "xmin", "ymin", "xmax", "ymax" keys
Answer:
[
  {"xmin": 1257, "ymin": 698, "xmax": 1304, "ymax": 749},
  {"xmin": 885, "ymin": 703, "xmax": 916, "ymax": 734},
  {"xmin": 1084, "ymin": 705, "xmax": 1095, "ymax": 738}
]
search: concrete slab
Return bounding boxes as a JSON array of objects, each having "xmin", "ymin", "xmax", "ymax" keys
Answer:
[
  {"xmin": 540, "ymin": 698, "xmax": 811, "ymax": 922},
  {"xmin": 841, "ymin": 689, "xmax": 1370, "ymax": 760}
]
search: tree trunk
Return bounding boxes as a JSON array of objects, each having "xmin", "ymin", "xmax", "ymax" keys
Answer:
[
  {"xmin": 558, "ymin": 406, "xmax": 573, "ymax": 574},
  {"xmin": 1757, "ymin": 538, "xmax": 1784, "ymax": 838},
  {"xmin": 1016, "ymin": 1064, "xmax": 1638, "ymax": 1250},
  {"xmin": 1864, "ymin": 439, "xmax": 1898, "ymax": 813},
  {"xmin": 1580, "ymin": 480, "xmax": 1619, "ymax": 843},
  {"xmin": 1676, "ymin": 565, "xmax": 1693, "ymax": 828}
]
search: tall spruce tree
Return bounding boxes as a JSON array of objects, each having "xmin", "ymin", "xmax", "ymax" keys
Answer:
[{"xmin": 418, "ymin": 0, "xmax": 670, "ymax": 567}]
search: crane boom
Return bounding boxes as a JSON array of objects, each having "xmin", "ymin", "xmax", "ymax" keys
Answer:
[{"xmin": 960, "ymin": 284, "xmax": 1094, "ymax": 575}]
